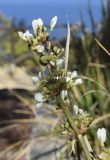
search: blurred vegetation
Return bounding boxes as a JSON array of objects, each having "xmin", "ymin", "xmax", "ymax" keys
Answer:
[
  {"xmin": 0, "ymin": 14, "xmax": 39, "ymax": 73},
  {"xmin": 0, "ymin": 0, "xmax": 110, "ymax": 159}
]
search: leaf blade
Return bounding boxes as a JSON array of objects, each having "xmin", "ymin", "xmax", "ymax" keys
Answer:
[{"xmin": 65, "ymin": 18, "xmax": 70, "ymax": 76}]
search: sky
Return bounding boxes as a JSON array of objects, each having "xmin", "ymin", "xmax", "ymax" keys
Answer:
[
  {"xmin": 0, "ymin": 0, "xmax": 64, "ymax": 4},
  {"xmin": 0, "ymin": 0, "xmax": 101, "ymax": 5},
  {"xmin": 0, "ymin": 0, "xmax": 102, "ymax": 24},
  {"xmin": 0, "ymin": 0, "xmax": 102, "ymax": 38}
]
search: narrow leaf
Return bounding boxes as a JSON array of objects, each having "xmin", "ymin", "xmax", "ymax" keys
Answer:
[
  {"xmin": 65, "ymin": 18, "xmax": 70, "ymax": 76},
  {"xmin": 95, "ymin": 38, "xmax": 110, "ymax": 56}
]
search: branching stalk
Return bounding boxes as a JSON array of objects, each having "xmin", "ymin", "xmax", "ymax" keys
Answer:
[{"xmin": 57, "ymin": 95, "xmax": 93, "ymax": 160}]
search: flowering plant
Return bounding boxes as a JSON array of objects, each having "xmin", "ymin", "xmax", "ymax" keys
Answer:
[{"xmin": 18, "ymin": 17, "xmax": 110, "ymax": 160}]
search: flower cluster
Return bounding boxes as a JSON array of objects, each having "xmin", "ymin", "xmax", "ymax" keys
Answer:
[
  {"xmin": 18, "ymin": 17, "xmax": 83, "ymax": 105},
  {"xmin": 73, "ymin": 105, "xmax": 85, "ymax": 115},
  {"xmin": 55, "ymin": 104, "xmax": 93, "ymax": 139},
  {"xmin": 72, "ymin": 105, "xmax": 93, "ymax": 134},
  {"xmin": 18, "ymin": 17, "xmax": 57, "ymax": 42},
  {"xmin": 18, "ymin": 17, "xmax": 60, "ymax": 54}
]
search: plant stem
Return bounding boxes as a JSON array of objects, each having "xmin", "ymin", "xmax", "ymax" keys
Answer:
[
  {"xmin": 68, "ymin": 88, "xmax": 76, "ymax": 111},
  {"xmin": 57, "ymin": 96, "xmax": 92, "ymax": 160},
  {"xmin": 57, "ymin": 96, "xmax": 78, "ymax": 134},
  {"xmin": 78, "ymin": 134, "xmax": 92, "ymax": 160}
]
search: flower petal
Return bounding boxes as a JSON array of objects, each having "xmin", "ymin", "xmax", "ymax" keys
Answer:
[
  {"xmin": 32, "ymin": 20, "xmax": 38, "ymax": 34},
  {"xmin": 18, "ymin": 30, "xmax": 33, "ymax": 41},
  {"xmin": 35, "ymin": 93, "xmax": 45, "ymax": 103},
  {"xmin": 74, "ymin": 78, "xmax": 83, "ymax": 85},
  {"xmin": 73, "ymin": 105, "xmax": 79, "ymax": 115},
  {"xmin": 34, "ymin": 45, "xmax": 44, "ymax": 53},
  {"xmin": 61, "ymin": 90, "xmax": 68, "ymax": 100},
  {"xmin": 56, "ymin": 58, "xmax": 64, "ymax": 67},
  {"xmin": 97, "ymin": 128, "xmax": 106, "ymax": 146},
  {"xmin": 37, "ymin": 18, "xmax": 43, "ymax": 27},
  {"xmin": 32, "ymin": 76, "xmax": 40, "ymax": 84},
  {"xmin": 79, "ymin": 109, "xmax": 85, "ymax": 115},
  {"xmin": 50, "ymin": 16, "xmax": 57, "ymax": 30},
  {"xmin": 71, "ymin": 71, "xmax": 78, "ymax": 78},
  {"xmin": 50, "ymin": 61, "xmax": 55, "ymax": 66}
]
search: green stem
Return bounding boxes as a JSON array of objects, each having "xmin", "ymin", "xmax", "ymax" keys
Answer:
[
  {"xmin": 78, "ymin": 134, "xmax": 92, "ymax": 160},
  {"xmin": 57, "ymin": 96, "xmax": 92, "ymax": 160},
  {"xmin": 68, "ymin": 88, "xmax": 75, "ymax": 110},
  {"xmin": 57, "ymin": 96, "xmax": 78, "ymax": 134}
]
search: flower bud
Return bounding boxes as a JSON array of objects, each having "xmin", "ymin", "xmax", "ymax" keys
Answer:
[
  {"xmin": 39, "ymin": 55, "xmax": 52, "ymax": 66},
  {"xmin": 50, "ymin": 16, "xmax": 57, "ymax": 31},
  {"xmin": 53, "ymin": 46, "xmax": 58, "ymax": 53},
  {"xmin": 47, "ymin": 42, "xmax": 51, "ymax": 50},
  {"xmin": 97, "ymin": 128, "xmax": 106, "ymax": 146},
  {"xmin": 32, "ymin": 38, "xmax": 38, "ymax": 46}
]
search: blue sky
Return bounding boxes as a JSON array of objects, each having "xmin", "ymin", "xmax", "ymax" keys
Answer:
[
  {"xmin": 0, "ymin": 0, "xmax": 65, "ymax": 4},
  {"xmin": 0, "ymin": 0, "xmax": 101, "ymax": 5},
  {"xmin": 0, "ymin": 0, "xmax": 102, "ymax": 38},
  {"xmin": 1, "ymin": 0, "xmax": 67, "ymax": 3}
]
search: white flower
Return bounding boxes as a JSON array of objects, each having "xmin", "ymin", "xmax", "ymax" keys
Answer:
[
  {"xmin": 50, "ymin": 61, "xmax": 55, "ymax": 66},
  {"xmin": 32, "ymin": 72, "xmax": 43, "ymax": 84},
  {"xmin": 61, "ymin": 90, "xmax": 68, "ymax": 100},
  {"xmin": 18, "ymin": 30, "xmax": 33, "ymax": 41},
  {"xmin": 79, "ymin": 109, "xmax": 85, "ymax": 115},
  {"xmin": 32, "ymin": 18, "xmax": 43, "ymax": 34},
  {"xmin": 74, "ymin": 78, "xmax": 83, "ymax": 85},
  {"xmin": 67, "ymin": 71, "xmax": 72, "ymax": 76},
  {"xmin": 97, "ymin": 128, "xmax": 106, "ymax": 146},
  {"xmin": 73, "ymin": 105, "xmax": 79, "ymax": 115},
  {"xmin": 32, "ymin": 76, "xmax": 40, "ymax": 84},
  {"xmin": 73, "ymin": 104, "xmax": 85, "ymax": 115},
  {"xmin": 66, "ymin": 71, "xmax": 78, "ymax": 83},
  {"xmin": 34, "ymin": 45, "xmax": 44, "ymax": 53},
  {"xmin": 66, "ymin": 76, "xmax": 71, "ymax": 82},
  {"xmin": 73, "ymin": 105, "xmax": 85, "ymax": 115},
  {"xmin": 50, "ymin": 16, "xmax": 57, "ymax": 30},
  {"xmin": 35, "ymin": 93, "xmax": 45, "ymax": 103},
  {"xmin": 71, "ymin": 71, "xmax": 78, "ymax": 78},
  {"xmin": 37, "ymin": 18, "xmax": 43, "ymax": 27},
  {"xmin": 56, "ymin": 58, "xmax": 64, "ymax": 67},
  {"xmin": 55, "ymin": 76, "xmax": 61, "ymax": 80},
  {"xmin": 32, "ymin": 20, "xmax": 38, "ymax": 34}
]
